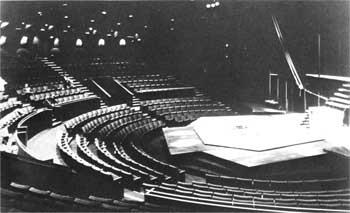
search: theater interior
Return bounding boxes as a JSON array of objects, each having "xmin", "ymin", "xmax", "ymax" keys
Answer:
[{"xmin": 0, "ymin": 1, "xmax": 349, "ymax": 212}]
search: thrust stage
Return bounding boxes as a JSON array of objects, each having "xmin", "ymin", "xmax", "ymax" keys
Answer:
[{"xmin": 163, "ymin": 107, "xmax": 349, "ymax": 167}]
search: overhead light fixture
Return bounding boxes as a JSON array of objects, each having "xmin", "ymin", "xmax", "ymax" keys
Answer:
[
  {"xmin": 32, "ymin": 36, "xmax": 40, "ymax": 45},
  {"xmin": 211, "ymin": 3, "xmax": 215, "ymax": 8},
  {"xmin": 128, "ymin": 14, "xmax": 133, "ymax": 18},
  {"xmin": 225, "ymin": 43, "xmax": 229, "ymax": 47},
  {"xmin": 76, "ymin": 38, "xmax": 83, "ymax": 47},
  {"xmin": 206, "ymin": 4, "xmax": 210, "ymax": 8},
  {"xmin": 117, "ymin": 22, "xmax": 121, "ymax": 26},
  {"xmin": 92, "ymin": 29, "xmax": 97, "ymax": 35},
  {"xmin": 40, "ymin": 28, "xmax": 45, "ymax": 32},
  {"xmin": 144, "ymin": 25, "xmax": 148, "ymax": 29},
  {"xmin": 90, "ymin": 19, "xmax": 95, "ymax": 23},
  {"xmin": 89, "ymin": 27, "xmax": 93, "ymax": 31},
  {"xmin": 20, "ymin": 36, "xmax": 29, "ymax": 45},
  {"xmin": 85, "ymin": 31, "xmax": 90, "ymax": 35},
  {"xmin": 25, "ymin": 24, "xmax": 32, "ymax": 29},
  {"xmin": 106, "ymin": 34, "xmax": 112, "ymax": 37},
  {"xmin": 215, "ymin": 1, "xmax": 220, "ymax": 6},
  {"xmin": 114, "ymin": 31, "xmax": 118, "ymax": 38},
  {"xmin": 101, "ymin": 11, "xmax": 107, "ymax": 15},
  {"xmin": 54, "ymin": 38, "xmax": 60, "ymax": 46},
  {"xmin": 62, "ymin": 3, "xmax": 68, "ymax": 7},
  {"xmin": 137, "ymin": 38, "xmax": 141, "ymax": 42},
  {"xmin": 98, "ymin": 38, "xmax": 105, "ymax": 46},
  {"xmin": 171, "ymin": 18, "xmax": 175, "ymax": 22},
  {"xmin": 50, "ymin": 36, "xmax": 54, "ymax": 39},
  {"xmin": 0, "ymin": 21, "xmax": 9, "ymax": 29},
  {"xmin": 48, "ymin": 25, "xmax": 54, "ymax": 30},
  {"xmin": 119, "ymin": 38, "xmax": 126, "ymax": 46},
  {"xmin": 64, "ymin": 16, "xmax": 69, "ymax": 19},
  {"xmin": 67, "ymin": 25, "xmax": 71, "ymax": 29},
  {"xmin": 0, "ymin": 35, "xmax": 7, "ymax": 46}
]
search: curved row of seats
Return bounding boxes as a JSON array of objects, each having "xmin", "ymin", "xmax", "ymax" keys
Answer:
[
  {"xmin": 15, "ymin": 81, "xmax": 67, "ymax": 95},
  {"xmin": 140, "ymin": 96, "xmax": 212, "ymax": 107},
  {"xmin": 81, "ymin": 108, "xmax": 140, "ymax": 135},
  {"xmin": 0, "ymin": 105, "xmax": 35, "ymax": 131},
  {"xmin": 205, "ymin": 173, "xmax": 350, "ymax": 192},
  {"xmin": 0, "ymin": 99, "xmax": 22, "ymax": 116},
  {"xmin": 118, "ymin": 119, "xmax": 185, "ymax": 180},
  {"xmin": 57, "ymin": 133, "xmax": 123, "ymax": 185},
  {"xmin": 64, "ymin": 104, "xmax": 128, "ymax": 131},
  {"xmin": 29, "ymin": 87, "xmax": 85, "ymax": 101},
  {"xmin": 143, "ymin": 181, "xmax": 350, "ymax": 212},
  {"xmin": 1, "ymin": 181, "xmax": 177, "ymax": 212}
]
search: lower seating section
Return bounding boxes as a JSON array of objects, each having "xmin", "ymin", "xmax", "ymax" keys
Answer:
[
  {"xmin": 206, "ymin": 173, "xmax": 350, "ymax": 192},
  {"xmin": 143, "ymin": 181, "xmax": 350, "ymax": 212}
]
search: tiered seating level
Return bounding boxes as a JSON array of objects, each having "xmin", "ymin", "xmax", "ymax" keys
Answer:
[
  {"xmin": 0, "ymin": 98, "xmax": 22, "ymax": 117},
  {"xmin": 141, "ymin": 96, "xmax": 235, "ymax": 125},
  {"xmin": 0, "ymin": 105, "xmax": 34, "ymax": 132},
  {"xmin": 144, "ymin": 178, "xmax": 350, "ymax": 212}
]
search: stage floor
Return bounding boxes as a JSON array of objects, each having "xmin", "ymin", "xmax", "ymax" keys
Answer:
[{"xmin": 163, "ymin": 107, "xmax": 348, "ymax": 167}]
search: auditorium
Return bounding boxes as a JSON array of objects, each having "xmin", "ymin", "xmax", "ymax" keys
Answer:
[{"xmin": 1, "ymin": 1, "xmax": 350, "ymax": 212}]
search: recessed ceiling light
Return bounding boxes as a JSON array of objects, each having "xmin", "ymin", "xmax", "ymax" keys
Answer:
[
  {"xmin": 117, "ymin": 22, "xmax": 121, "ymax": 26},
  {"xmin": 90, "ymin": 19, "xmax": 95, "ymax": 23},
  {"xmin": 128, "ymin": 14, "xmax": 133, "ymax": 18},
  {"xmin": 101, "ymin": 11, "xmax": 107, "ymax": 15},
  {"xmin": 64, "ymin": 16, "xmax": 69, "ymax": 19}
]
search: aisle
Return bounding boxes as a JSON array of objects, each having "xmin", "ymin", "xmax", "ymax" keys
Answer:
[{"xmin": 26, "ymin": 124, "xmax": 67, "ymax": 165}]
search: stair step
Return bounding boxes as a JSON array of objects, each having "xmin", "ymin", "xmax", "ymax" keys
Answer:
[
  {"xmin": 334, "ymin": 92, "xmax": 350, "ymax": 99},
  {"xmin": 343, "ymin": 83, "xmax": 350, "ymax": 88},
  {"xmin": 326, "ymin": 101, "xmax": 350, "ymax": 110},
  {"xmin": 329, "ymin": 97, "xmax": 350, "ymax": 105},
  {"xmin": 338, "ymin": 88, "xmax": 350, "ymax": 93}
]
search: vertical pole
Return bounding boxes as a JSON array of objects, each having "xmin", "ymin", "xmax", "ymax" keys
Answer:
[
  {"xmin": 268, "ymin": 73, "xmax": 272, "ymax": 99},
  {"xmin": 276, "ymin": 76, "xmax": 280, "ymax": 102},
  {"xmin": 317, "ymin": 33, "xmax": 321, "ymax": 106},
  {"xmin": 285, "ymin": 81, "xmax": 288, "ymax": 112},
  {"xmin": 304, "ymin": 89, "xmax": 307, "ymax": 112}
]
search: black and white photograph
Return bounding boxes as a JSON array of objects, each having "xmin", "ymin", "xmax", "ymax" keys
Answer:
[{"xmin": 0, "ymin": 0, "xmax": 349, "ymax": 212}]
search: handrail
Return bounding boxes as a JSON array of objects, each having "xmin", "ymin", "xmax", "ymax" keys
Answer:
[
  {"xmin": 306, "ymin": 74, "xmax": 350, "ymax": 83},
  {"xmin": 91, "ymin": 79, "xmax": 112, "ymax": 98}
]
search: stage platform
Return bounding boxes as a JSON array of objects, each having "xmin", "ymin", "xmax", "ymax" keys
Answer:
[{"xmin": 163, "ymin": 107, "xmax": 348, "ymax": 167}]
